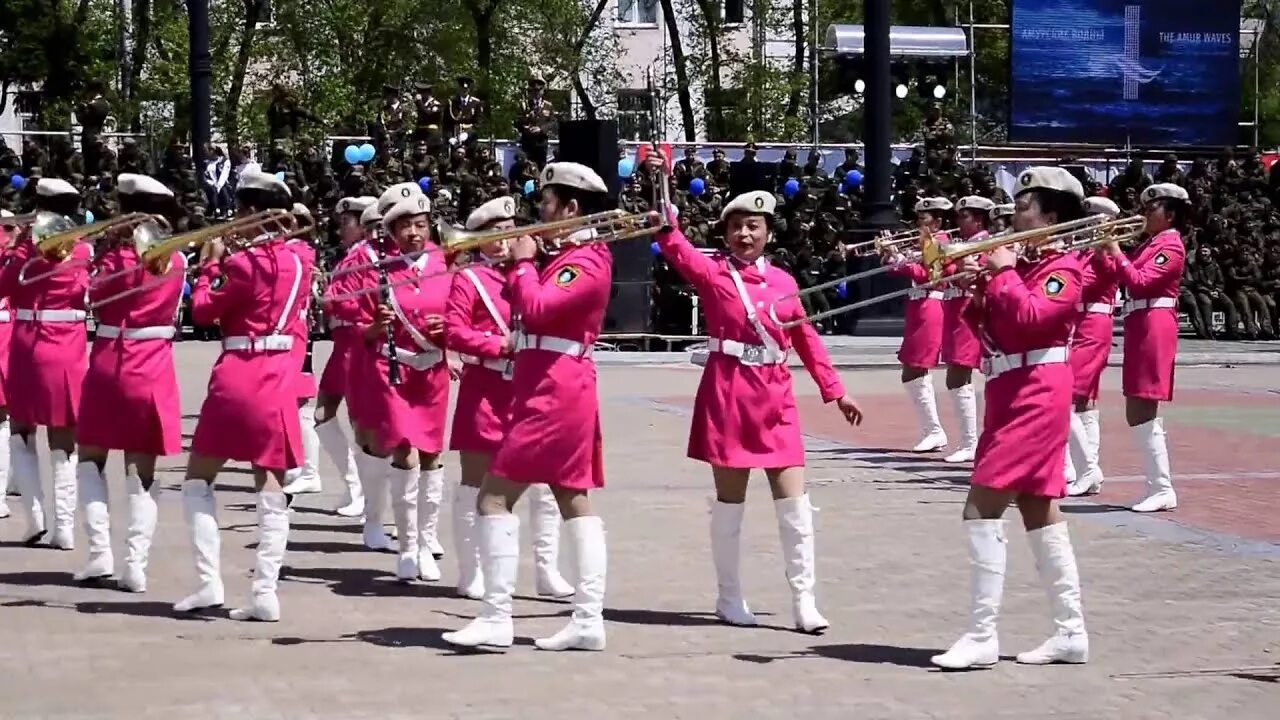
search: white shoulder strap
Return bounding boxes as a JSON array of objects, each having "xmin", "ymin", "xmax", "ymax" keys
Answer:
[
  {"xmin": 273, "ymin": 252, "xmax": 304, "ymax": 336},
  {"xmin": 386, "ymin": 275, "xmax": 436, "ymax": 352},
  {"xmin": 725, "ymin": 260, "xmax": 782, "ymax": 355},
  {"xmin": 463, "ymin": 268, "xmax": 509, "ymax": 335}
]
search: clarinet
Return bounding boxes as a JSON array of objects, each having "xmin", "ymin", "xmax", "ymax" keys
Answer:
[{"xmin": 375, "ymin": 230, "xmax": 402, "ymax": 386}]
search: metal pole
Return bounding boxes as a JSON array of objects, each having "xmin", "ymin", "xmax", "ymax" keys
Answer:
[
  {"xmin": 1254, "ymin": 30, "xmax": 1260, "ymax": 147},
  {"xmin": 862, "ymin": 0, "xmax": 898, "ymax": 230},
  {"xmin": 811, "ymin": 0, "xmax": 820, "ymax": 148},
  {"xmin": 188, "ymin": 0, "xmax": 212, "ymax": 173},
  {"xmin": 969, "ymin": 0, "xmax": 978, "ymax": 163}
]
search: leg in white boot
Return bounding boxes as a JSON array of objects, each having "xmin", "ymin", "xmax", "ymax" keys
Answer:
[
  {"xmin": 943, "ymin": 385, "xmax": 978, "ymax": 463},
  {"xmin": 536, "ymin": 515, "xmax": 607, "ymax": 651},
  {"xmin": 389, "ymin": 465, "xmax": 421, "ymax": 581},
  {"xmin": 1131, "ymin": 418, "xmax": 1176, "ymax": 512},
  {"xmin": 1016, "ymin": 522, "xmax": 1089, "ymax": 665},
  {"xmin": 905, "ymin": 375, "xmax": 948, "ymax": 452},
  {"xmin": 417, "ymin": 465, "xmax": 444, "ymax": 580},
  {"xmin": 358, "ymin": 452, "xmax": 394, "ymax": 550},
  {"xmin": 10, "ymin": 433, "xmax": 45, "ymax": 544},
  {"xmin": 49, "ymin": 449, "xmax": 78, "ymax": 550},
  {"xmin": 774, "ymin": 495, "xmax": 828, "ymax": 634},
  {"xmin": 1067, "ymin": 412, "xmax": 1102, "ymax": 496},
  {"xmin": 0, "ymin": 419, "xmax": 10, "ymax": 519},
  {"xmin": 443, "ymin": 513, "xmax": 519, "ymax": 649},
  {"xmin": 230, "ymin": 491, "xmax": 290, "ymax": 622},
  {"xmin": 710, "ymin": 500, "xmax": 756, "ymax": 626},
  {"xmin": 1081, "ymin": 409, "xmax": 1105, "ymax": 493},
  {"xmin": 1062, "ymin": 439, "xmax": 1077, "ymax": 492},
  {"xmin": 173, "ymin": 479, "xmax": 224, "ymax": 612},
  {"xmin": 452, "ymin": 484, "xmax": 484, "ymax": 599},
  {"xmin": 932, "ymin": 519, "xmax": 1005, "ymax": 670},
  {"xmin": 73, "ymin": 461, "xmax": 113, "ymax": 581},
  {"xmin": 316, "ymin": 417, "xmax": 363, "ymax": 516},
  {"xmin": 281, "ymin": 405, "xmax": 322, "ymax": 494},
  {"xmin": 117, "ymin": 475, "xmax": 160, "ymax": 593},
  {"xmin": 530, "ymin": 484, "xmax": 573, "ymax": 598}
]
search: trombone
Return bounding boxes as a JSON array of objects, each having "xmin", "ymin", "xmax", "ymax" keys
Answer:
[
  {"xmin": 841, "ymin": 227, "xmax": 919, "ymax": 257},
  {"xmin": 768, "ymin": 214, "xmax": 1148, "ymax": 330},
  {"xmin": 19, "ymin": 213, "xmax": 167, "ymax": 286}
]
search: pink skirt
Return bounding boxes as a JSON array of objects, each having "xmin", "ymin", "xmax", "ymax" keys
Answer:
[
  {"xmin": 941, "ymin": 296, "xmax": 981, "ymax": 369},
  {"xmin": 449, "ymin": 365, "xmax": 512, "ymax": 456},
  {"xmin": 1070, "ymin": 313, "xmax": 1114, "ymax": 401},
  {"xmin": 318, "ymin": 328, "xmax": 359, "ymax": 397},
  {"xmin": 971, "ymin": 362, "xmax": 1072, "ymax": 498},
  {"xmin": 0, "ymin": 322, "xmax": 12, "ymax": 406},
  {"xmin": 1122, "ymin": 309, "xmax": 1177, "ymax": 401},
  {"xmin": 898, "ymin": 297, "xmax": 943, "ymax": 369},
  {"xmin": 362, "ymin": 349, "xmax": 449, "ymax": 453},
  {"xmin": 77, "ymin": 338, "xmax": 182, "ymax": 455},
  {"xmin": 345, "ymin": 341, "xmax": 373, "ymax": 429},
  {"xmin": 190, "ymin": 350, "xmax": 301, "ymax": 471},
  {"xmin": 687, "ymin": 355, "xmax": 805, "ymax": 469},
  {"xmin": 8, "ymin": 323, "xmax": 87, "ymax": 427}
]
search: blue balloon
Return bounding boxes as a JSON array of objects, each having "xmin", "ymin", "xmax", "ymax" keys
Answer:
[
  {"xmin": 9, "ymin": 174, "xmax": 24, "ymax": 190},
  {"xmin": 274, "ymin": 171, "xmax": 286, "ymax": 183},
  {"xmin": 359, "ymin": 143, "xmax": 376, "ymax": 162},
  {"xmin": 689, "ymin": 177, "xmax": 705, "ymax": 196},
  {"xmin": 783, "ymin": 178, "xmax": 800, "ymax": 198},
  {"xmin": 84, "ymin": 210, "xmax": 95, "ymax": 224},
  {"xmin": 618, "ymin": 157, "xmax": 635, "ymax": 179},
  {"xmin": 418, "ymin": 176, "xmax": 432, "ymax": 192},
  {"xmin": 182, "ymin": 280, "xmax": 192, "ymax": 299},
  {"xmin": 344, "ymin": 145, "xmax": 360, "ymax": 165},
  {"xmin": 523, "ymin": 179, "xmax": 536, "ymax": 196},
  {"xmin": 650, "ymin": 241, "xmax": 661, "ymax": 257},
  {"xmin": 836, "ymin": 281, "xmax": 848, "ymax": 300},
  {"xmin": 845, "ymin": 169, "xmax": 864, "ymax": 188}
]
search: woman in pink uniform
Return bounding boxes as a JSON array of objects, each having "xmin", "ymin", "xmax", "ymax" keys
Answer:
[
  {"xmin": 0, "ymin": 178, "xmax": 90, "ymax": 549},
  {"xmin": 351, "ymin": 191, "xmax": 451, "ymax": 583},
  {"xmin": 444, "ymin": 162, "xmax": 613, "ymax": 652},
  {"xmin": 654, "ymin": 188, "xmax": 863, "ymax": 634},
  {"xmin": 939, "ymin": 196, "xmax": 996, "ymax": 464},
  {"xmin": 1064, "ymin": 196, "xmax": 1122, "ymax": 497},
  {"xmin": 279, "ymin": 204, "xmax": 323, "ymax": 500},
  {"xmin": 313, "ymin": 195, "xmax": 376, "ymax": 517},
  {"xmin": 933, "ymin": 167, "xmax": 1090, "ymax": 670},
  {"xmin": 74, "ymin": 174, "xmax": 185, "ymax": 589},
  {"xmin": 444, "ymin": 196, "xmax": 574, "ymax": 601},
  {"xmin": 992, "ymin": 204, "xmax": 1014, "ymax": 233},
  {"xmin": 173, "ymin": 171, "xmax": 303, "ymax": 622},
  {"xmin": 1097, "ymin": 184, "xmax": 1186, "ymax": 513},
  {"xmin": 884, "ymin": 197, "xmax": 950, "ymax": 453},
  {"xmin": 0, "ymin": 213, "xmax": 16, "ymax": 520}
]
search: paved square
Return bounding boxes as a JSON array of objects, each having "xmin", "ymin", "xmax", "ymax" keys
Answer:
[{"xmin": 1, "ymin": 344, "xmax": 1277, "ymax": 719}]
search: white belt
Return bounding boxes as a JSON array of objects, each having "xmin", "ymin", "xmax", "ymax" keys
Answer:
[
  {"xmin": 707, "ymin": 338, "xmax": 788, "ymax": 366},
  {"xmin": 907, "ymin": 288, "xmax": 945, "ymax": 301},
  {"xmin": 0, "ymin": 310, "xmax": 10, "ymax": 323},
  {"xmin": 981, "ymin": 347, "xmax": 1069, "ymax": 381},
  {"xmin": 382, "ymin": 344, "xmax": 444, "ymax": 371},
  {"xmin": 461, "ymin": 354, "xmax": 512, "ymax": 375},
  {"xmin": 1075, "ymin": 302, "xmax": 1114, "ymax": 315},
  {"xmin": 96, "ymin": 324, "xmax": 176, "ymax": 340},
  {"xmin": 329, "ymin": 319, "xmax": 354, "ymax": 329},
  {"xmin": 15, "ymin": 309, "xmax": 87, "ymax": 323},
  {"xmin": 223, "ymin": 334, "xmax": 294, "ymax": 352},
  {"xmin": 515, "ymin": 333, "xmax": 593, "ymax": 359},
  {"xmin": 942, "ymin": 287, "xmax": 970, "ymax": 300},
  {"xmin": 1123, "ymin": 297, "xmax": 1177, "ymax": 314}
]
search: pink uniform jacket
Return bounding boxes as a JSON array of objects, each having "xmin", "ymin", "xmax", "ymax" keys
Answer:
[
  {"xmin": 967, "ymin": 251, "xmax": 1084, "ymax": 498},
  {"xmin": 325, "ymin": 241, "xmax": 381, "ymax": 428},
  {"xmin": 1099, "ymin": 230, "xmax": 1183, "ymax": 401},
  {"xmin": 445, "ymin": 264, "xmax": 514, "ymax": 456},
  {"xmin": 0, "ymin": 229, "xmax": 13, "ymax": 407},
  {"xmin": 188, "ymin": 239, "xmax": 304, "ymax": 471},
  {"xmin": 78, "ymin": 246, "xmax": 185, "ymax": 455},
  {"xmin": 658, "ymin": 226, "xmax": 845, "ymax": 469},
  {"xmin": 887, "ymin": 258, "xmax": 943, "ymax": 369},
  {"xmin": 0, "ymin": 238, "xmax": 90, "ymax": 427},
  {"xmin": 355, "ymin": 245, "xmax": 450, "ymax": 454},
  {"xmin": 318, "ymin": 242, "xmax": 367, "ymax": 398},
  {"xmin": 490, "ymin": 241, "xmax": 611, "ymax": 490},
  {"xmin": 284, "ymin": 238, "xmax": 317, "ymax": 400},
  {"xmin": 1069, "ymin": 251, "xmax": 1119, "ymax": 402},
  {"xmin": 941, "ymin": 232, "xmax": 985, "ymax": 370}
]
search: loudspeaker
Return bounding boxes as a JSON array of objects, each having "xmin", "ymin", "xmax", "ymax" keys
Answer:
[
  {"xmin": 557, "ymin": 119, "xmax": 620, "ymax": 199},
  {"xmin": 604, "ymin": 281, "xmax": 652, "ymax": 334}
]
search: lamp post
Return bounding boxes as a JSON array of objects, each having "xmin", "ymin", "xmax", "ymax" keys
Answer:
[
  {"xmin": 862, "ymin": 0, "xmax": 898, "ymax": 230},
  {"xmin": 188, "ymin": 0, "xmax": 212, "ymax": 172}
]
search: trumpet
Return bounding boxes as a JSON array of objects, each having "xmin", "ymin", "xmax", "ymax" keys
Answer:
[{"xmin": 841, "ymin": 227, "xmax": 921, "ymax": 257}]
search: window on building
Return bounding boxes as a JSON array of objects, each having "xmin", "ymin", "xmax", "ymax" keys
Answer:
[
  {"xmin": 618, "ymin": 0, "xmax": 659, "ymax": 25},
  {"xmin": 616, "ymin": 90, "xmax": 653, "ymax": 141},
  {"xmin": 724, "ymin": 0, "xmax": 744, "ymax": 25}
]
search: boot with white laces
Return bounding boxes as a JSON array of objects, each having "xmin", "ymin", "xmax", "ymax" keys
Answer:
[
  {"xmin": 905, "ymin": 376, "xmax": 948, "ymax": 452},
  {"xmin": 932, "ymin": 519, "xmax": 1005, "ymax": 670},
  {"xmin": 530, "ymin": 484, "xmax": 573, "ymax": 598},
  {"xmin": 443, "ymin": 513, "xmax": 519, "ymax": 649},
  {"xmin": 452, "ymin": 483, "xmax": 484, "ymax": 599},
  {"xmin": 417, "ymin": 465, "xmax": 445, "ymax": 580},
  {"xmin": 11, "ymin": 434, "xmax": 45, "ymax": 544},
  {"xmin": 73, "ymin": 461, "xmax": 113, "ymax": 582},
  {"xmin": 1131, "ymin": 418, "xmax": 1176, "ymax": 512},
  {"xmin": 0, "ymin": 418, "xmax": 11, "ymax": 518},
  {"xmin": 117, "ymin": 475, "xmax": 160, "ymax": 593},
  {"xmin": 389, "ymin": 465, "xmax": 420, "ymax": 582},
  {"xmin": 943, "ymin": 384, "xmax": 978, "ymax": 463},
  {"xmin": 173, "ymin": 479, "xmax": 224, "ymax": 612},
  {"xmin": 49, "ymin": 450, "xmax": 77, "ymax": 550},
  {"xmin": 536, "ymin": 516, "xmax": 607, "ymax": 651},
  {"xmin": 230, "ymin": 491, "xmax": 289, "ymax": 622},
  {"xmin": 1015, "ymin": 522, "xmax": 1089, "ymax": 665},
  {"xmin": 315, "ymin": 417, "xmax": 363, "ymax": 517},
  {"xmin": 710, "ymin": 500, "xmax": 756, "ymax": 626},
  {"xmin": 358, "ymin": 452, "xmax": 394, "ymax": 550},
  {"xmin": 775, "ymin": 495, "xmax": 828, "ymax": 634},
  {"xmin": 281, "ymin": 405, "xmax": 322, "ymax": 494}
]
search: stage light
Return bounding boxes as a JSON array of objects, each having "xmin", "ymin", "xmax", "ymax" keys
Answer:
[
  {"xmin": 855, "ymin": 78, "xmax": 866, "ymax": 94},
  {"xmin": 933, "ymin": 84, "xmax": 946, "ymax": 100},
  {"xmin": 917, "ymin": 70, "xmax": 948, "ymax": 101},
  {"xmin": 895, "ymin": 84, "xmax": 908, "ymax": 99}
]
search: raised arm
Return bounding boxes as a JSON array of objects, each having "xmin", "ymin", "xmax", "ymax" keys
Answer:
[
  {"xmin": 508, "ymin": 249, "xmax": 610, "ymax": 326},
  {"xmin": 983, "ymin": 263, "xmax": 1083, "ymax": 335}
]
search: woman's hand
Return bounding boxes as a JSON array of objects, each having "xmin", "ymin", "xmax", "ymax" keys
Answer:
[
  {"xmin": 835, "ymin": 395, "xmax": 864, "ymax": 427},
  {"xmin": 511, "ymin": 234, "xmax": 538, "ymax": 262},
  {"xmin": 986, "ymin": 245, "xmax": 1017, "ymax": 271}
]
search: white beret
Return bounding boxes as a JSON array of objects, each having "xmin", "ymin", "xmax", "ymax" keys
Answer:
[
  {"xmin": 1015, "ymin": 166, "xmax": 1084, "ymax": 200},
  {"xmin": 914, "ymin": 197, "xmax": 954, "ymax": 213},
  {"xmin": 377, "ymin": 182, "xmax": 424, "ymax": 214},
  {"xmin": 36, "ymin": 178, "xmax": 78, "ymax": 198},
  {"xmin": 336, "ymin": 196, "xmax": 376, "ymax": 215},
  {"xmin": 955, "ymin": 195, "xmax": 996, "ymax": 213},
  {"xmin": 1141, "ymin": 183, "xmax": 1189, "ymax": 204},
  {"xmin": 237, "ymin": 170, "xmax": 289, "ymax": 196},
  {"xmin": 0, "ymin": 209, "xmax": 14, "ymax": 218},
  {"xmin": 540, "ymin": 162, "xmax": 608, "ymax": 194},
  {"xmin": 381, "ymin": 194, "xmax": 431, "ymax": 231},
  {"xmin": 994, "ymin": 203, "xmax": 1015, "ymax": 218},
  {"xmin": 359, "ymin": 203, "xmax": 382, "ymax": 227},
  {"xmin": 291, "ymin": 203, "xmax": 313, "ymax": 220},
  {"xmin": 1082, "ymin": 196, "xmax": 1121, "ymax": 218},
  {"xmin": 117, "ymin": 173, "xmax": 174, "ymax": 198},
  {"xmin": 720, "ymin": 190, "xmax": 777, "ymax": 222},
  {"xmin": 466, "ymin": 196, "xmax": 517, "ymax": 231}
]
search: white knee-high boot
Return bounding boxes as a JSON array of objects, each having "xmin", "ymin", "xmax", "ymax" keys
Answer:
[
  {"xmin": 230, "ymin": 491, "xmax": 290, "ymax": 622},
  {"xmin": 529, "ymin": 484, "xmax": 573, "ymax": 598},
  {"xmin": 905, "ymin": 375, "xmax": 947, "ymax": 452},
  {"xmin": 943, "ymin": 385, "xmax": 978, "ymax": 463},
  {"xmin": 358, "ymin": 452, "xmax": 393, "ymax": 550},
  {"xmin": 442, "ymin": 513, "xmax": 519, "ymax": 649},
  {"xmin": 1131, "ymin": 418, "xmax": 1176, "ymax": 512},
  {"xmin": 932, "ymin": 519, "xmax": 1006, "ymax": 670},
  {"xmin": 1081, "ymin": 409, "xmax": 1104, "ymax": 492},
  {"xmin": 1067, "ymin": 412, "xmax": 1101, "ymax": 496},
  {"xmin": 452, "ymin": 483, "xmax": 484, "ymax": 599},
  {"xmin": 417, "ymin": 465, "xmax": 444, "ymax": 580},
  {"xmin": 536, "ymin": 516, "xmax": 607, "ymax": 651},
  {"xmin": 1016, "ymin": 522, "xmax": 1089, "ymax": 665},
  {"xmin": 282, "ymin": 404, "xmax": 322, "ymax": 494},
  {"xmin": 0, "ymin": 418, "xmax": 11, "ymax": 518},
  {"xmin": 173, "ymin": 480, "xmax": 224, "ymax": 612},
  {"xmin": 118, "ymin": 475, "xmax": 160, "ymax": 593},
  {"xmin": 74, "ymin": 461, "xmax": 113, "ymax": 581},
  {"xmin": 316, "ymin": 416, "xmax": 362, "ymax": 517},
  {"xmin": 775, "ymin": 495, "xmax": 828, "ymax": 633},
  {"xmin": 389, "ymin": 465, "xmax": 421, "ymax": 581},
  {"xmin": 710, "ymin": 500, "xmax": 756, "ymax": 626},
  {"xmin": 49, "ymin": 449, "xmax": 78, "ymax": 550},
  {"xmin": 10, "ymin": 434, "xmax": 44, "ymax": 543}
]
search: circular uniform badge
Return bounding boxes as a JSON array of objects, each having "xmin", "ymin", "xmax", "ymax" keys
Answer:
[
  {"xmin": 753, "ymin": 196, "xmax": 765, "ymax": 209},
  {"xmin": 401, "ymin": 187, "xmax": 411, "ymax": 198},
  {"xmin": 504, "ymin": 198, "xmax": 514, "ymax": 215},
  {"xmin": 211, "ymin": 274, "xmax": 227, "ymax": 290}
]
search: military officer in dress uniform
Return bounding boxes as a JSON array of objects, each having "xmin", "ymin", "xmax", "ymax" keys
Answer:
[
  {"xmin": 414, "ymin": 82, "xmax": 447, "ymax": 158},
  {"xmin": 449, "ymin": 76, "xmax": 483, "ymax": 154},
  {"xmin": 377, "ymin": 84, "xmax": 409, "ymax": 157},
  {"xmin": 516, "ymin": 73, "xmax": 555, "ymax": 168}
]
